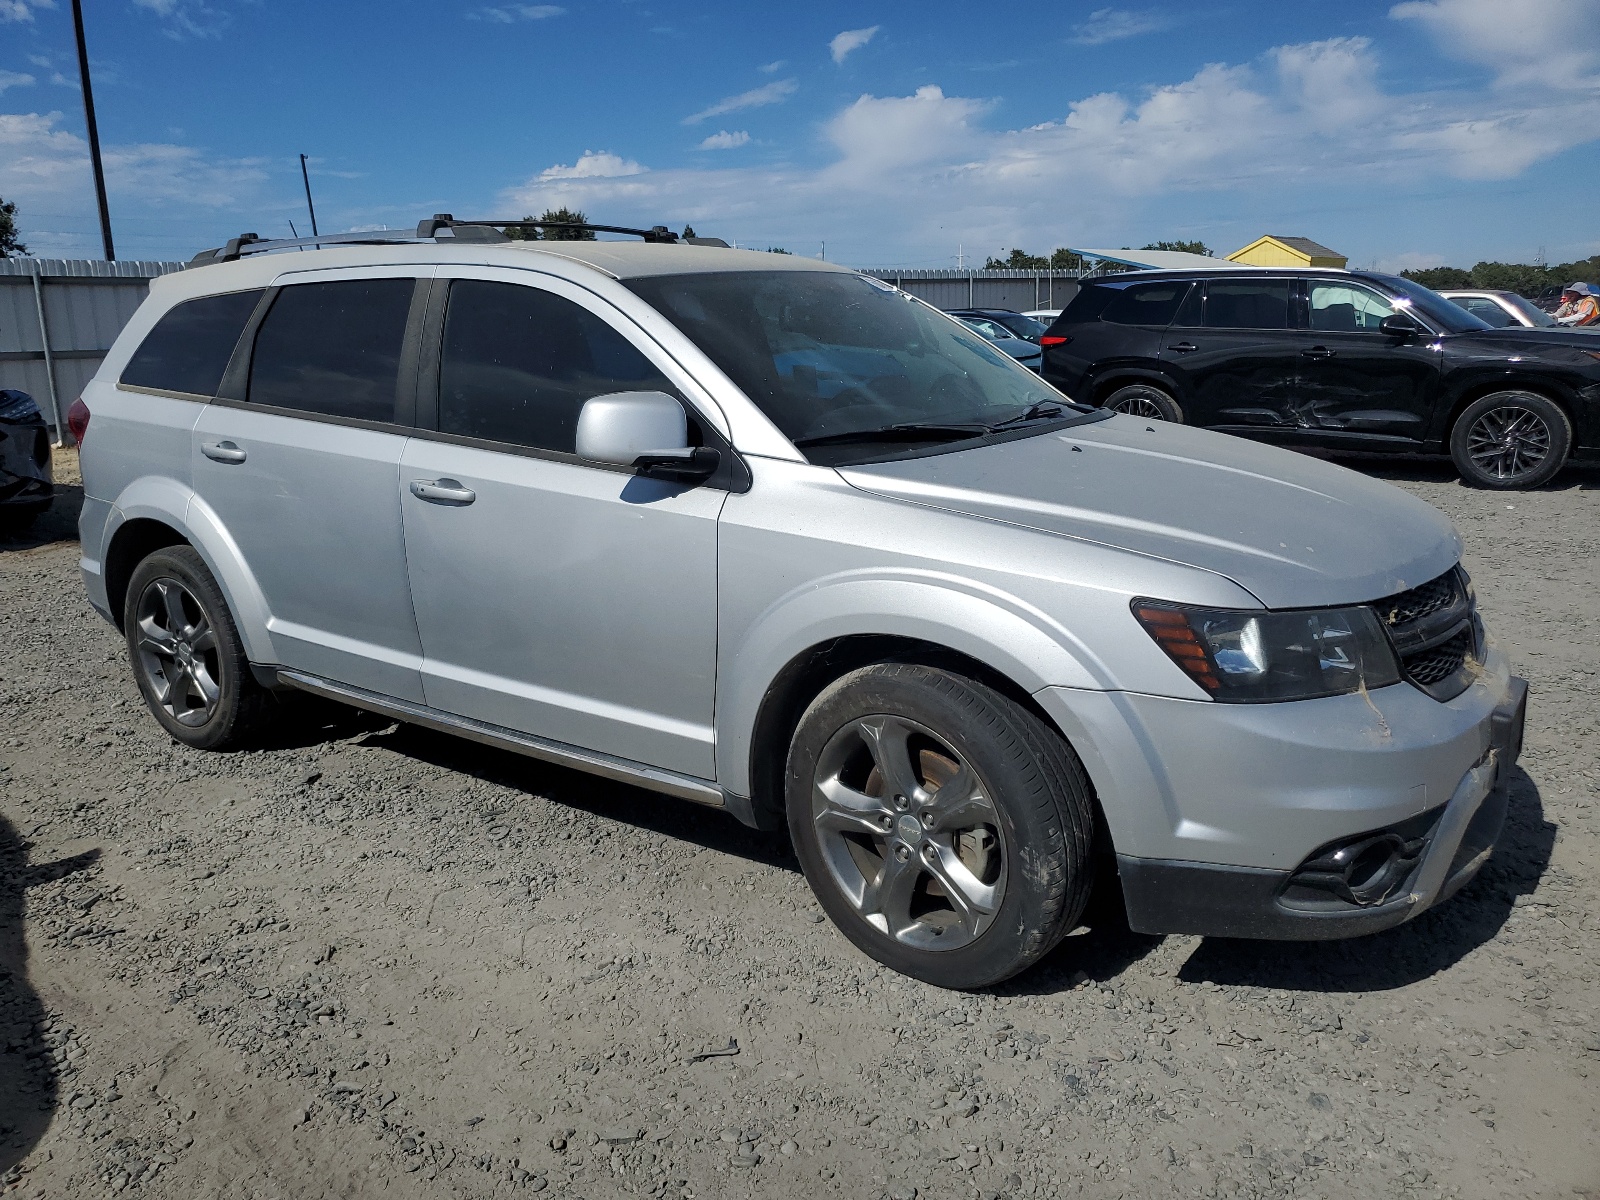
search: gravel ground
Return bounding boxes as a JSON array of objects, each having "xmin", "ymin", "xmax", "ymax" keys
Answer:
[{"xmin": 1, "ymin": 449, "xmax": 1597, "ymax": 1200}]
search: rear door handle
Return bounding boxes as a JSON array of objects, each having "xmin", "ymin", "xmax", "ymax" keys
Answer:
[
  {"xmin": 1301, "ymin": 346, "xmax": 1335, "ymax": 359},
  {"xmin": 409, "ymin": 478, "xmax": 476, "ymax": 506},
  {"xmin": 201, "ymin": 440, "xmax": 247, "ymax": 464},
  {"xmin": 1168, "ymin": 342, "xmax": 1198, "ymax": 353}
]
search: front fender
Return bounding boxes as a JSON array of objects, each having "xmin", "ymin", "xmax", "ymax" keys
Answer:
[
  {"xmin": 104, "ymin": 477, "xmax": 277, "ymax": 665},
  {"xmin": 714, "ymin": 569, "xmax": 1113, "ymax": 796}
]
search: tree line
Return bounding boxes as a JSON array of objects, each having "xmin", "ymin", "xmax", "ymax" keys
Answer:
[
  {"xmin": 982, "ymin": 242, "xmax": 1212, "ymax": 271},
  {"xmin": 1401, "ymin": 256, "xmax": 1600, "ymax": 297}
]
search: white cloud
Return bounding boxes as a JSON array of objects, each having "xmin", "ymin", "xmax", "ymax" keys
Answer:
[
  {"xmin": 1391, "ymin": 0, "xmax": 1600, "ymax": 89},
  {"xmin": 696, "ymin": 130, "xmax": 750, "ymax": 150},
  {"xmin": 759, "ymin": 60, "xmax": 785, "ymax": 74},
  {"xmin": 0, "ymin": 0, "xmax": 55, "ymax": 22},
  {"xmin": 829, "ymin": 26, "xmax": 879, "ymax": 65},
  {"xmin": 132, "ymin": 0, "xmax": 230, "ymax": 38},
  {"xmin": 471, "ymin": 4, "xmax": 565, "ymax": 22},
  {"xmin": 682, "ymin": 78, "xmax": 797, "ymax": 124},
  {"xmin": 496, "ymin": 34, "xmax": 1600, "ymax": 262},
  {"xmin": 0, "ymin": 70, "xmax": 35, "ymax": 93},
  {"xmin": 1071, "ymin": 8, "xmax": 1171, "ymax": 46},
  {"xmin": 539, "ymin": 150, "xmax": 645, "ymax": 180}
]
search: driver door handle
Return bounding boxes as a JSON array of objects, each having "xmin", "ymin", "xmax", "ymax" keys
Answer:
[
  {"xmin": 201, "ymin": 439, "xmax": 247, "ymax": 464},
  {"xmin": 1168, "ymin": 342, "xmax": 1198, "ymax": 353},
  {"xmin": 1301, "ymin": 346, "xmax": 1335, "ymax": 359},
  {"xmin": 409, "ymin": 478, "xmax": 476, "ymax": 506}
]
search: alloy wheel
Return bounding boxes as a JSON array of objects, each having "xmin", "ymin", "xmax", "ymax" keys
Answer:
[
  {"xmin": 1107, "ymin": 392, "xmax": 1168, "ymax": 419},
  {"xmin": 133, "ymin": 577, "xmax": 222, "ymax": 727},
  {"xmin": 1465, "ymin": 404, "xmax": 1552, "ymax": 482},
  {"xmin": 810, "ymin": 714, "xmax": 1007, "ymax": 951}
]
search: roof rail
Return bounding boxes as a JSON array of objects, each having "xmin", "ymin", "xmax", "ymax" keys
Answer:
[{"xmin": 191, "ymin": 214, "xmax": 720, "ymax": 266}]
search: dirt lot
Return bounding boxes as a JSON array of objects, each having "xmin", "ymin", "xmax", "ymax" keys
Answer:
[{"xmin": 1, "ymin": 449, "xmax": 1597, "ymax": 1200}]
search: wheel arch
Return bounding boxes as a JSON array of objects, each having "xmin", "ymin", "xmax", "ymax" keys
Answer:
[
  {"xmin": 104, "ymin": 517, "xmax": 189, "ymax": 631},
  {"xmin": 1088, "ymin": 366, "xmax": 1180, "ymax": 406},
  {"xmin": 1436, "ymin": 377, "xmax": 1579, "ymax": 449}
]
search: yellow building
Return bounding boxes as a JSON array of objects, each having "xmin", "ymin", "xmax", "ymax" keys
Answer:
[{"xmin": 1226, "ymin": 235, "xmax": 1348, "ymax": 269}]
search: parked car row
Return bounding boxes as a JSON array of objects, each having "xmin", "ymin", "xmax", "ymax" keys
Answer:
[
  {"xmin": 0, "ymin": 389, "xmax": 54, "ymax": 531},
  {"xmin": 74, "ymin": 225, "xmax": 1525, "ymax": 988},
  {"xmin": 1035, "ymin": 267, "xmax": 1600, "ymax": 489}
]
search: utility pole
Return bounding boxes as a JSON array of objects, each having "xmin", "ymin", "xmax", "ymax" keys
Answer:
[
  {"xmin": 300, "ymin": 154, "xmax": 320, "ymax": 237},
  {"xmin": 71, "ymin": 0, "xmax": 115, "ymax": 261}
]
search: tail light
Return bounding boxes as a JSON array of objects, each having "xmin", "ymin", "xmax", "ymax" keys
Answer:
[
  {"xmin": 66, "ymin": 396, "xmax": 90, "ymax": 446},
  {"xmin": 1040, "ymin": 335, "xmax": 1070, "ymax": 347}
]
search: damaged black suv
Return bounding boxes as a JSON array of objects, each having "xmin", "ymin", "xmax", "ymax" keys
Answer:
[{"xmin": 1039, "ymin": 268, "xmax": 1600, "ymax": 489}]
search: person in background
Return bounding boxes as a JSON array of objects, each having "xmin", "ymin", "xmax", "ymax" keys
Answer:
[{"xmin": 1554, "ymin": 282, "xmax": 1600, "ymax": 326}]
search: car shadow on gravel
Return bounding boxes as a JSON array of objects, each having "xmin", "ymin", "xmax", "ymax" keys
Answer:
[
  {"xmin": 0, "ymin": 484, "xmax": 83, "ymax": 553},
  {"xmin": 1175, "ymin": 766, "xmax": 1554, "ymax": 992},
  {"xmin": 1323, "ymin": 451, "xmax": 1600, "ymax": 490},
  {"xmin": 0, "ymin": 815, "xmax": 101, "ymax": 1177},
  {"xmin": 352, "ymin": 721, "xmax": 799, "ymax": 872}
]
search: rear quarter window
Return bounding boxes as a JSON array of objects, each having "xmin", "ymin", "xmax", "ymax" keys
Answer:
[
  {"xmin": 120, "ymin": 289, "xmax": 263, "ymax": 397},
  {"xmin": 1101, "ymin": 281, "xmax": 1190, "ymax": 326}
]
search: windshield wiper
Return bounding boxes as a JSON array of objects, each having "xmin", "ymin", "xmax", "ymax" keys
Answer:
[
  {"xmin": 793, "ymin": 422, "xmax": 992, "ymax": 448},
  {"xmin": 990, "ymin": 401, "xmax": 1067, "ymax": 430}
]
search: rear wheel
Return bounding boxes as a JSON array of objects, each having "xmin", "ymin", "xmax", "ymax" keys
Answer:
[
  {"xmin": 1450, "ymin": 391, "xmax": 1571, "ymax": 489},
  {"xmin": 1102, "ymin": 382, "xmax": 1183, "ymax": 422},
  {"xmin": 123, "ymin": 546, "xmax": 273, "ymax": 750},
  {"xmin": 786, "ymin": 663, "xmax": 1096, "ymax": 989}
]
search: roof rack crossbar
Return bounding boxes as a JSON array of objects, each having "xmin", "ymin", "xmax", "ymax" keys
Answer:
[{"xmin": 191, "ymin": 214, "xmax": 685, "ymax": 264}]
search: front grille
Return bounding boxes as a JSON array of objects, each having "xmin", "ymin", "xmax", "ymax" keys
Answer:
[
  {"xmin": 1374, "ymin": 568, "xmax": 1480, "ymax": 701},
  {"xmin": 1404, "ymin": 626, "xmax": 1474, "ymax": 686}
]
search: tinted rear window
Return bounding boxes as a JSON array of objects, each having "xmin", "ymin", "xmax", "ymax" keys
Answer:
[
  {"xmin": 248, "ymin": 279, "xmax": 415, "ymax": 423},
  {"xmin": 1102, "ymin": 282, "xmax": 1189, "ymax": 326},
  {"xmin": 120, "ymin": 289, "xmax": 262, "ymax": 397},
  {"xmin": 1204, "ymin": 280, "xmax": 1291, "ymax": 330}
]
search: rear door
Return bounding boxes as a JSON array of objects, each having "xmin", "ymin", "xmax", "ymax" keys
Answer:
[
  {"xmin": 1159, "ymin": 277, "xmax": 1302, "ymax": 429},
  {"xmin": 1296, "ymin": 279, "xmax": 1442, "ymax": 443},
  {"xmin": 397, "ymin": 268, "xmax": 724, "ymax": 778},
  {"xmin": 192, "ymin": 268, "xmax": 429, "ymax": 701}
]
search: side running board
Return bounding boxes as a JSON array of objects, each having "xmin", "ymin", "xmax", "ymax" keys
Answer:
[{"xmin": 271, "ymin": 668, "xmax": 726, "ymax": 809}]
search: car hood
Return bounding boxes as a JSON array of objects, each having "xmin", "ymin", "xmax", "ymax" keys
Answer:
[{"xmin": 837, "ymin": 415, "xmax": 1462, "ymax": 609}]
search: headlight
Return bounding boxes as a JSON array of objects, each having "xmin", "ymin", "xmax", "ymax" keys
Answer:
[{"xmin": 1132, "ymin": 600, "xmax": 1401, "ymax": 702}]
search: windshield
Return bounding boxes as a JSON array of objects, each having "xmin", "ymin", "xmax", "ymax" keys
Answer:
[
  {"xmin": 1505, "ymin": 294, "xmax": 1559, "ymax": 327},
  {"xmin": 1370, "ymin": 274, "xmax": 1494, "ymax": 333},
  {"xmin": 626, "ymin": 270, "xmax": 1089, "ymax": 464}
]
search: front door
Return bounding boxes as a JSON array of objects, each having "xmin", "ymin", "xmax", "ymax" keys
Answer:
[
  {"xmin": 1158, "ymin": 277, "xmax": 1304, "ymax": 431},
  {"xmin": 192, "ymin": 270, "xmax": 428, "ymax": 701},
  {"xmin": 1297, "ymin": 280, "xmax": 1442, "ymax": 443},
  {"xmin": 398, "ymin": 271, "xmax": 724, "ymax": 779}
]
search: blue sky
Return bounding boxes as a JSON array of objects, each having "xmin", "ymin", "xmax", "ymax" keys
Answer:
[{"xmin": 2, "ymin": 0, "xmax": 1598, "ymax": 268}]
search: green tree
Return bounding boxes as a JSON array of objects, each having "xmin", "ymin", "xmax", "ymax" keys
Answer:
[
  {"xmin": 0, "ymin": 197, "xmax": 26, "ymax": 258},
  {"xmin": 504, "ymin": 207, "xmax": 597, "ymax": 242},
  {"xmin": 1401, "ymin": 266, "xmax": 1473, "ymax": 291},
  {"xmin": 984, "ymin": 248, "xmax": 1050, "ymax": 269},
  {"xmin": 764, "ymin": 247, "xmax": 792, "ymax": 254},
  {"xmin": 1048, "ymin": 248, "xmax": 1084, "ymax": 271},
  {"xmin": 1142, "ymin": 240, "xmax": 1212, "ymax": 257}
]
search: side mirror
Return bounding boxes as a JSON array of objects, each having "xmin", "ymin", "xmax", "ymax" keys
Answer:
[
  {"xmin": 1379, "ymin": 313, "xmax": 1420, "ymax": 339},
  {"xmin": 575, "ymin": 391, "xmax": 719, "ymax": 479}
]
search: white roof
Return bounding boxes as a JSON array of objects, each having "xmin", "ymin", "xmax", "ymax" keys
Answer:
[{"xmin": 1072, "ymin": 248, "xmax": 1254, "ymax": 272}]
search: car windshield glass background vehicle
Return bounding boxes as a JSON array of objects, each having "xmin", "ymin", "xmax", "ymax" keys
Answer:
[
  {"xmin": 1450, "ymin": 296, "xmax": 1515, "ymax": 327},
  {"xmin": 248, "ymin": 279, "xmax": 414, "ymax": 422},
  {"xmin": 1309, "ymin": 282, "xmax": 1396, "ymax": 332},
  {"xmin": 120, "ymin": 289, "xmax": 263, "ymax": 397},
  {"xmin": 439, "ymin": 280, "xmax": 677, "ymax": 453},
  {"xmin": 624, "ymin": 271, "xmax": 1072, "ymax": 455},
  {"xmin": 1505, "ymin": 294, "xmax": 1560, "ymax": 328},
  {"xmin": 1375, "ymin": 275, "xmax": 1492, "ymax": 333}
]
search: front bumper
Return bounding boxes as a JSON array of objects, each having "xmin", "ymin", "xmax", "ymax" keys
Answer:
[{"xmin": 1117, "ymin": 676, "xmax": 1527, "ymax": 939}]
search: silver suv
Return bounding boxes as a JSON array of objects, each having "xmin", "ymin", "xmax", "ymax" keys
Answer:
[{"xmin": 75, "ymin": 220, "xmax": 1527, "ymax": 989}]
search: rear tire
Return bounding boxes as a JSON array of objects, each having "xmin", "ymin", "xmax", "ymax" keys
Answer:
[
  {"xmin": 1449, "ymin": 391, "xmax": 1571, "ymax": 489},
  {"xmin": 1102, "ymin": 382, "xmax": 1183, "ymax": 422},
  {"xmin": 785, "ymin": 663, "xmax": 1096, "ymax": 990},
  {"xmin": 123, "ymin": 546, "xmax": 273, "ymax": 750}
]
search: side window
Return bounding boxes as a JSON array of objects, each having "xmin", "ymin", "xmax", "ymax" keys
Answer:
[
  {"xmin": 1204, "ymin": 280, "xmax": 1291, "ymax": 330},
  {"xmin": 1307, "ymin": 282, "xmax": 1397, "ymax": 333},
  {"xmin": 248, "ymin": 279, "xmax": 415, "ymax": 422},
  {"xmin": 1102, "ymin": 282, "xmax": 1189, "ymax": 326},
  {"xmin": 438, "ymin": 279, "xmax": 675, "ymax": 453},
  {"xmin": 120, "ymin": 289, "xmax": 263, "ymax": 397},
  {"xmin": 1458, "ymin": 297, "xmax": 1513, "ymax": 328}
]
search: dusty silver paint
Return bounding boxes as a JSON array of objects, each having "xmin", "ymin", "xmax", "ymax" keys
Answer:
[{"xmin": 79, "ymin": 240, "xmax": 1517, "ymax": 879}]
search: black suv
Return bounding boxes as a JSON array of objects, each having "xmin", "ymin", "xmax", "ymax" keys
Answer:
[{"xmin": 1039, "ymin": 268, "xmax": 1600, "ymax": 488}]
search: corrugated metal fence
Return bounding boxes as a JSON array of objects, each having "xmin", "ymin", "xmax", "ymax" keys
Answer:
[
  {"xmin": 0, "ymin": 259, "xmax": 1082, "ymax": 439},
  {"xmin": 859, "ymin": 269, "xmax": 1082, "ymax": 313},
  {"xmin": 0, "ymin": 259, "xmax": 188, "ymax": 438}
]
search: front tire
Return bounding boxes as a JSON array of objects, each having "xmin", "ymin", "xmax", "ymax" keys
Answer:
[
  {"xmin": 123, "ymin": 546, "xmax": 273, "ymax": 750},
  {"xmin": 1102, "ymin": 382, "xmax": 1183, "ymax": 422},
  {"xmin": 1449, "ymin": 391, "xmax": 1571, "ymax": 489},
  {"xmin": 785, "ymin": 663, "xmax": 1096, "ymax": 989}
]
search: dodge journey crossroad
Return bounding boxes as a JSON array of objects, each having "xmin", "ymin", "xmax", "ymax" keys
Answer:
[{"xmin": 74, "ymin": 221, "xmax": 1527, "ymax": 988}]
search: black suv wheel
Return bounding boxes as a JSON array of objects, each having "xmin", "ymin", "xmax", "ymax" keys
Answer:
[
  {"xmin": 786, "ymin": 663, "xmax": 1096, "ymax": 989},
  {"xmin": 1102, "ymin": 383, "xmax": 1183, "ymax": 422},
  {"xmin": 1449, "ymin": 391, "xmax": 1571, "ymax": 489}
]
